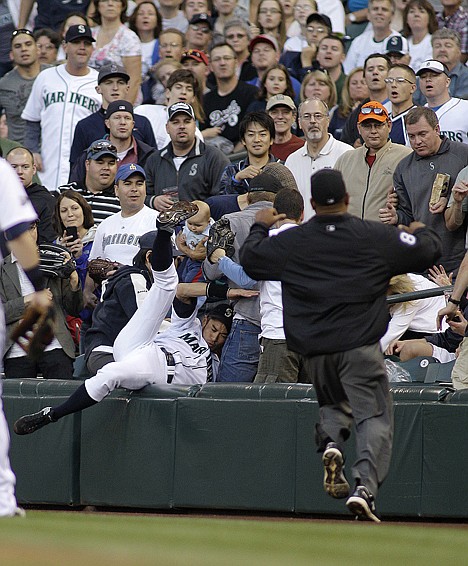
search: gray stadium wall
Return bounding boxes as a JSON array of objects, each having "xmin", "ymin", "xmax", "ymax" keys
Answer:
[{"xmin": 3, "ymin": 379, "xmax": 468, "ymax": 518}]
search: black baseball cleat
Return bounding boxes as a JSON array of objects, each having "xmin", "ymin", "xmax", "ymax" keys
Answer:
[
  {"xmin": 322, "ymin": 442, "xmax": 350, "ymax": 499},
  {"xmin": 13, "ymin": 407, "xmax": 55, "ymax": 435},
  {"xmin": 157, "ymin": 201, "xmax": 199, "ymax": 231},
  {"xmin": 346, "ymin": 485, "xmax": 381, "ymax": 523}
]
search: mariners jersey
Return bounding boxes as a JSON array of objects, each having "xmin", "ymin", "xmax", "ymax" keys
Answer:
[
  {"xmin": 155, "ymin": 306, "xmax": 216, "ymax": 384},
  {"xmin": 429, "ymin": 98, "xmax": 468, "ymax": 145},
  {"xmin": 22, "ymin": 65, "xmax": 101, "ymax": 191}
]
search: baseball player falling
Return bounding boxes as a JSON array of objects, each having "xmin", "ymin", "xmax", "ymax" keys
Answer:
[
  {"xmin": 0, "ymin": 159, "xmax": 52, "ymax": 517},
  {"xmin": 13, "ymin": 202, "xmax": 235, "ymax": 436}
]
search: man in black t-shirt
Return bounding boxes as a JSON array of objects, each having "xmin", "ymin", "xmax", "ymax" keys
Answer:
[{"xmin": 202, "ymin": 43, "xmax": 258, "ymax": 152}]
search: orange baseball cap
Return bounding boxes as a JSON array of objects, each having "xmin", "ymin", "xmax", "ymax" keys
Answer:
[{"xmin": 358, "ymin": 101, "xmax": 389, "ymax": 124}]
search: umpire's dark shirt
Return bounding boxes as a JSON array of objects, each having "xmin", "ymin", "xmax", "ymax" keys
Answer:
[{"xmin": 240, "ymin": 214, "xmax": 442, "ymax": 356}]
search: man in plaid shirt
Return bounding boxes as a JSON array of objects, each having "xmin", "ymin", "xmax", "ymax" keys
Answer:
[{"xmin": 437, "ymin": 0, "xmax": 468, "ymax": 63}]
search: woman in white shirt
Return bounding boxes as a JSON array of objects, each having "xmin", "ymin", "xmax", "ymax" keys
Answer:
[{"xmin": 402, "ymin": 0, "xmax": 438, "ymax": 72}]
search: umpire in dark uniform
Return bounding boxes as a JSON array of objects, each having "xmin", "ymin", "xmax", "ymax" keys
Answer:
[{"xmin": 240, "ymin": 169, "xmax": 442, "ymax": 522}]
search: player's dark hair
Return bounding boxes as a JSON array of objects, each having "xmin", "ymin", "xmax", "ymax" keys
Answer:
[
  {"xmin": 239, "ymin": 112, "xmax": 275, "ymax": 142},
  {"xmin": 53, "ymin": 190, "xmax": 95, "ymax": 234},
  {"xmin": 274, "ymin": 189, "xmax": 304, "ymax": 221},
  {"xmin": 33, "ymin": 28, "xmax": 61, "ymax": 50},
  {"xmin": 128, "ymin": 2, "xmax": 162, "ymax": 39},
  {"xmin": 404, "ymin": 106, "xmax": 439, "ymax": 128},
  {"xmin": 133, "ymin": 248, "xmax": 151, "ymax": 269},
  {"xmin": 92, "ymin": 0, "xmax": 128, "ymax": 25}
]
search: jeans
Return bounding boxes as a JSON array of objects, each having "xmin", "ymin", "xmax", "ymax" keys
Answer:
[{"xmin": 216, "ymin": 319, "xmax": 260, "ymax": 382}]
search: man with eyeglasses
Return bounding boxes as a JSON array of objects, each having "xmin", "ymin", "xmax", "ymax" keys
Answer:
[
  {"xmin": 21, "ymin": 25, "xmax": 101, "ymax": 191},
  {"xmin": 69, "ymin": 64, "xmax": 156, "ymax": 174},
  {"xmin": 202, "ymin": 43, "xmax": 258, "ymax": 151},
  {"xmin": 417, "ymin": 59, "xmax": 468, "ymax": 145},
  {"xmin": 0, "ymin": 30, "xmax": 49, "ymax": 145},
  {"xmin": 158, "ymin": 28, "xmax": 185, "ymax": 61},
  {"xmin": 59, "ymin": 139, "xmax": 121, "ymax": 226},
  {"xmin": 380, "ymin": 106, "xmax": 468, "ymax": 274},
  {"xmin": 281, "ymin": 13, "xmax": 332, "ymax": 83},
  {"xmin": 285, "ymin": 98, "xmax": 352, "ymax": 221},
  {"xmin": 341, "ymin": 53, "xmax": 392, "ymax": 147},
  {"xmin": 344, "ymin": 0, "xmax": 403, "ymax": 75},
  {"xmin": 335, "ymin": 100, "xmax": 411, "ymax": 221},
  {"xmin": 185, "ymin": 13, "xmax": 213, "ymax": 53},
  {"xmin": 385, "ymin": 63, "xmax": 417, "ymax": 146}
]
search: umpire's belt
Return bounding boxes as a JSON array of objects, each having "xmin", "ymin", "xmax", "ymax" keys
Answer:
[{"xmin": 161, "ymin": 347, "xmax": 176, "ymax": 384}]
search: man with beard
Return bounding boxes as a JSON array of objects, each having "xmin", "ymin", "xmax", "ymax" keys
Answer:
[{"xmin": 285, "ymin": 98, "xmax": 353, "ymax": 221}]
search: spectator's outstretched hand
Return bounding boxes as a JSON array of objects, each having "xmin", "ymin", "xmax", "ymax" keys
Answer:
[{"xmin": 428, "ymin": 264, "xmax": 453, "ymax": 287}]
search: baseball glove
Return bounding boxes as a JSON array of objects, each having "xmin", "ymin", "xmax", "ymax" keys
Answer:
[
  {"xmin": 206, "ymin": 218, "xmax": 236, "ymax": 263},
  {"xmin": 10, "ymin": 305, "xmax": 56, "ymax": 361},
  {"xmin": 88, "ymin": 258, "xmax": 121, "ymax": 284},
  {"xmin": 39, "ymin": 243, "xmax": 76, "ymax": 279}
]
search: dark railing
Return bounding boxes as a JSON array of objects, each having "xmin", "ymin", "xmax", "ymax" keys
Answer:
[{"xmin": 387, "ymin": 285, "xmax": 453, "ymax": 305}]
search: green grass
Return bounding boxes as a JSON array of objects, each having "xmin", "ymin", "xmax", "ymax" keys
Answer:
[{"xmin": 0, "ymin": 511, "xmax": 467, "ymax": 566}]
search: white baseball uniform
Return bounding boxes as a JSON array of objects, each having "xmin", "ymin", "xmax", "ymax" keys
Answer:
[
  {"xmin": 85, "ymin": 263, "xmax": 215, "ymax": 402},
  {"xmin": 428, "ymin": 97, "xmax": 468, "ymax": 145},
  {"xmin": 0, "ymin": 159, "xmax": 37, "ymax": 517},
  {"xmin": 21, "ymin": 65, "xmax": 101, "ymax": 191},
  {"xmin": 88, "ymin": 206, "xmax": 158, "ymax": 266}
]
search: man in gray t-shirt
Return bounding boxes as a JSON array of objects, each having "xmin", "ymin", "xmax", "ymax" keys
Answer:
[{"xmin": 0, "ymin": 29, "xmax": 49, "ymax": 144}]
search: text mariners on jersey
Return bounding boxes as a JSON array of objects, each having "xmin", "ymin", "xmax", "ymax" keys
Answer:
[
  {"xmin": 43, "ymin": 91, "xmax": 99, "ymax": 112},
  {"xmin": 179, "ymin": 332, "xmax": 208, "ymax": 355},
  {"xmin": 101, "ymin": 232, "xmax": 143, "ymax": 249}
]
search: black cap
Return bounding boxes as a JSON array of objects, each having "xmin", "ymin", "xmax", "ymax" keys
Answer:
[
  {"xmin": 248, "ymin": 171, "xmax": 283, "ymax": 194},
  {"xmin": 189, "ymin": 13, "xmax": 213, "ymax": 30},
  {"xmin": 207, "ymin": 303, "xmax": 233, "ymax": 332},
  {"xmin": 65, "ymin": 24, "xmax": 94, "ymax": 43},
  {"xmin": 167, "ymin": 102, "xmax": 195, "ymax": 120},
  {"xmin": 306, "ymin": 13, "xmax": 332, "ymax": 30},
  {"xmin": 98, "ymin": 63, "xmax": 130, "ymax": 84},
  {"xmin": 310, "ymin": 169, "xmax": 346, "ymax": 205},
  {"xmin": 106, "ymin": 100, "xmax": 134, "ymax": 118}
]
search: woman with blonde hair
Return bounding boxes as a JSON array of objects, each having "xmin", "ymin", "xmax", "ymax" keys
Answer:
[
  {"xmin": 300, "ymin": 69, "xmax": 337, "ymax": 111},
  {"xmin": 381, "ymin": 273, "xmax": 448, "ymax": 355}
]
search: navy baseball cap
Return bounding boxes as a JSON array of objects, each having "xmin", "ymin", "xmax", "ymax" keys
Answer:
[
  {"xmin": 98, "ymin": 64, "xmax": 130, "ymax": 84},
  {"xmin": 306, "ymin": 13, "xmax": 332, "ymax": 30},
  {"xmin": 65, "ymin": 24, "xmax": 94, "ymax": 43},
  {"xmin": 106, "ymin": 100, "xmax": 134, "ymax": 118},
  {"xmin": 248, "ymin": 171, "xmax": 283, "ymax": 194},
  {"xmin": 310, "ymin": 169, "xmax": 346, "ymax": 205},
  {"xmin": 189, "ymin": 13, "xmax": 213, "ymax": 30},
  {"xmin": 115, "ymin": 163, "xmax": 146, "ymax": 182},
  {"xmin": 139, "ymin": 230, "xmax": 157, "ymax": 250},
  {"xmin": 384, "ymin": 35, "xmax": 409, "ymax": 56},
  {"xmin": 168, "ymin": 102, "xmax": 195, "ymax": 120},
  {"xmin": 86, "ymin": 139, "xmax": 118, "ymax": 160},
  {"xmin": 207, "ymin": 303, "xmax": 233, "ymax": 332}
]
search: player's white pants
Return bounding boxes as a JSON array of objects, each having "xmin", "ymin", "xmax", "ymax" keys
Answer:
[
  {"xmin": 0, "ymin": 313, "xmax": 19, "ymax": 516},
  {"xmin": 85, "ymin": 264, "xmax": 178, "ymax": 402}
]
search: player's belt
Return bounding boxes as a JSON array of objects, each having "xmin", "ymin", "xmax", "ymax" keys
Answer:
[{"xmin": 161, "ymin": 347, "xmax": 176, "ymax": 384}]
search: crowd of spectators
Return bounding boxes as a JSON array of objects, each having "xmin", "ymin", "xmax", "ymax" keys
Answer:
[{"xmin": 1, "ymin": 0, "xmax": 468, "ymax": 388}]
